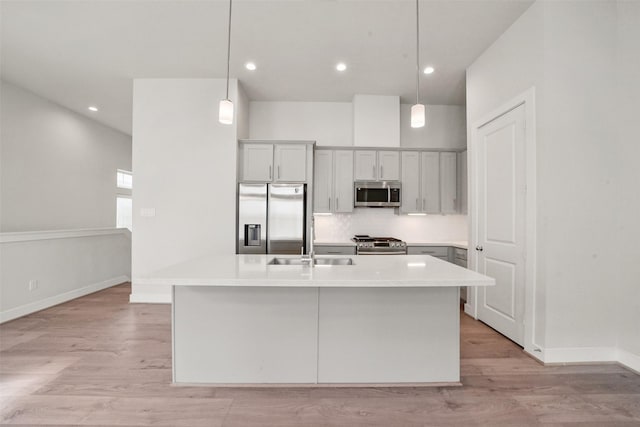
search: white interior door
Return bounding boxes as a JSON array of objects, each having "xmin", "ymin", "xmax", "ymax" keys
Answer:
[{"xmin": 476, "ymin": 104, "xmax": 526, "ymax": 346}]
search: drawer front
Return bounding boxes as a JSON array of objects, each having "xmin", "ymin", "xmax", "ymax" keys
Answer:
[
  {"xmin": 314, "ymin": 245, "xmax": 356, "ymax": 255},
  {"xmin": 407, "ymin": 246, "xmax": 449, "ymax": 257},
  {"xmin": 454, "ymin": 258, "xmax": 467, "ymax": 268},
  {"xmin": 454, "ymin": 248, "xmax": 467, "ymax": 261}
]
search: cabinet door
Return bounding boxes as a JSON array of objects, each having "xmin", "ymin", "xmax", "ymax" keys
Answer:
[
  {"xmin": 354, "ymin": 150, "xmax": 377, "ymax": 180},
  {"xmin": 313, "ymin": 150, "xmax": 333, "ymax": 213},
  {"xmin": 242, "ymin": 144, "xmax": 274, "ymax": 182},
  {"xmin": 274, "ymin": 144, "xmax": 307, "ymax": 182},
  {"xmin": 378, "ymin": 151, "xmax": 400, "ymax": 181},
  {"xmin": 400, "ymin": 152, "xmax": 421, "ymax": 213},
  {"xmin": 314, "ymin": 245, "xmax": 356, "ymax": 255},
  {"xmin": 333, "ymin": 150, "xmax": 354, "ymax": 213},
  {"xmin": 458, "ymin": 151, "xmax": 468, "ymax": 214},
  {"xmin": 420, "ymin": 152, "xmax": 440, "ymax": 213},
  {"xmin": 440, "ymin": 152, "xmax": 457, "ymax": 214}
]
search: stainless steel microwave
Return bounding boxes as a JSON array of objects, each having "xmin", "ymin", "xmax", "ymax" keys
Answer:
[{"xmin": 354, "ymin": 181, "xmax": 401, "ymax": 207}]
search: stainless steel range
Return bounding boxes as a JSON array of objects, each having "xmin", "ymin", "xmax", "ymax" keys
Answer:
[{"xmin": 352, "ymin": 235, "xmax": 407, "ymax": 255}]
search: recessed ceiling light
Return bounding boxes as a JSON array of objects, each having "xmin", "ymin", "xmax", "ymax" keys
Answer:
[
  {"xmin": 423, "ymin": 66, "xmax": 435, "ymax": 75},
  {"xmin": 336, "ymin": 63, "xmax": 347, "ymax": 72},
  {"xmin": 245, "ymin": 62, "xmax": 256, "ymax": 71},
  {"xmin": 88, "ymin": 106, "xmax": 98, "ymax": 112}
]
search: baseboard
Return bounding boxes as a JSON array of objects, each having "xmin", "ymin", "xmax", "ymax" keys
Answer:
[
  {"xmin": 0, "ymin": 275, "xmax": 130, "ymax": 324},
  {"xmin": 616, "ymin": 348, "xmax": 640, "ymax": 374},
  {"xmin": 129, "ymin": 292, "xmax": 172, "ymax": 304},
  {"xmin": 463, "ymin": 302, "xmax": 475, "ymax": 318},
  {"xmin": 543, "ymin": 346, "xmax": 618, "ymax": 364}
]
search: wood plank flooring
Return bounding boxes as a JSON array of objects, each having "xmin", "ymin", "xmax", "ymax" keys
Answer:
[{"xmin": 1, "ymin": 283, "xmax": 638, "ymax": 426}]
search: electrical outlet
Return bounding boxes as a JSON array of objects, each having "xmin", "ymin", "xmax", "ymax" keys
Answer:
[{"xmin": 28, "ymin": 279, "xmax": 38, "ymax": 291}]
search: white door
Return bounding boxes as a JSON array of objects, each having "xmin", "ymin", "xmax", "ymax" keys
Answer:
[
  {"xmin": 274, "ymin": 144, "xmax": 307, "ymax": 182},
  {"xmin": 476, "ymin": 104, "xmax": 526, "ymax": 346},
  {"xmin": 378, "ymin": 151, "xmax": 400, "ymax": 181},
  {"xmin": 242, "ymin": 144, "xmax": 274, "ymax": 182},
  {"xmin": 400, "ymin": 152, "xmax": 421, "ymax": 213},
  {"xmin": 420, "ymin": 152, "xmax": 440, "ymax": 214},
  {"xmin": 333, "ymin": 150, "xmax": 354, "ymax": 213},
  {"xmin": 354, "ymin": 151, "xmax": 377, "ymax": 180},
  {"xmin": 313, "ymin": 150, "xmax": 333, "ymax": 213},
  {"xmin": 440, "ymin": 152, "xmax": 458, "ymax": 214}
]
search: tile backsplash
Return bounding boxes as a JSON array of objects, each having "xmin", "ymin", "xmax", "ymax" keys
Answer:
[{"xmin": 314, "ymin": 209, "xmax": 468, "ymax": 242}]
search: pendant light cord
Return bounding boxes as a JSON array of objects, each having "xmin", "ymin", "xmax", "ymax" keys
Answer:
[
  {"xmin": 225, "ymin": 0, "xmax": 233, "ymax": 100},
  {"xmin": 415, "ymin": 0, "xmax": 420, "ymax": 105}
]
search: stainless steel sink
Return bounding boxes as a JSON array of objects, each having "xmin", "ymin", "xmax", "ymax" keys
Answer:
[{"xmin": 267, "ymin": 257, "xmax": 354, "ymax": 266}]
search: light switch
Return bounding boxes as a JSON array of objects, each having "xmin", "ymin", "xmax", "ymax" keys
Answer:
[{"xmin": 140, "ymin": 208, "xmax": 156, "ymax": 217}]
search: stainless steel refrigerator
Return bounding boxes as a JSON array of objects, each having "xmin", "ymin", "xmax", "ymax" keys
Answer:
[{"xmin": 237, "ymin": 183, "xmax": 306, "ymax": 254}]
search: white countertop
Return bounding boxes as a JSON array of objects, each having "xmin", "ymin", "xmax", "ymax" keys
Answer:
[
  {"xmin": 313, "ymin": 240, "xmax": 356, "ymax": 246},
  {"xmin": 314, "ymin": 241, "xmax": 468, "ymax": 249},
  {"xmin": 139, "ymin": 254, "xmax": 493, "ymax": 288},
  {"xmin": 406, "ymin": 241, "xmax": 468, "ymax": 250}
]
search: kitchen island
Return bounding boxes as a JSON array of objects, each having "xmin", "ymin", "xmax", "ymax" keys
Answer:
[{"xmin": 140, "ymin": 254, "xmax": 494, "ymax": 385}]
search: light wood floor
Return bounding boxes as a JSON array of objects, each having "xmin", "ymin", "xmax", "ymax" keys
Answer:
[{"xmin": 1, "ymin": 283, "xmax": 638, "ymax": 426}]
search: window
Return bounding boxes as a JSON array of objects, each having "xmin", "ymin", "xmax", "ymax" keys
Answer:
[
  {"xmin": 116, "ymin": 169, "xmax": 132, "ymax": 231},
  {"xmin": 116, "ymin": 196, "xmax": 132, "ymax": 231},
  {"xmin": 117, "ymin": 170, "xmax": 133, "ymax": 189}
]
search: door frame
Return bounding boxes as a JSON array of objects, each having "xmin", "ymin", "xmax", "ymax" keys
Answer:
[{"xmin": 467, "ymin": 87, "xmax": 542, "ymax": 361}]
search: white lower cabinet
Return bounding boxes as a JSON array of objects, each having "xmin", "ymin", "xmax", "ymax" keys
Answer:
[
  {"xmin": 407, "ymin": 246, "xmax": 449, "ymax": 261},
  {"xmin": 313, "ymin": 150, "xmax": 353, "ymax": 213},
  {"xmin": 314, "ymin": 245, "xmax": 357, "ymax": 255}
]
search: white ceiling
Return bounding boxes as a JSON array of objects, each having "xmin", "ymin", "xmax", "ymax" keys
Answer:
[{"xmin": 1, "ymin": 0, "xmax": 533, "ymax": 135}]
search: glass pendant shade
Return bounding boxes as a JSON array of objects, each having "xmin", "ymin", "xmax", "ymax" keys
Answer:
[
  {"xmin": 411, "ymin": 103, "xmax": 425, "ymax": 128},
  {"xmin": 219, "ymin": 99, "xmax": 234, "ymax": 125}
]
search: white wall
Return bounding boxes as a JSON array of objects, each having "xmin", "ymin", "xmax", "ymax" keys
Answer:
[
  {"xmin": 467, "ymin": 0, "xmax": 639, "ymax": 368},
  {"xmin": 615, "ymin": 1, "xmax": 640, "ymax": 365},
  {"xmin": 0, "ymin": 81, "xmax": 132, "ymax": 232},
  {"xmin": 131, "ymin": 79, "xmax": 243, "ymax": 302},
  {"xmin": 353, "ymin": 95, "xmax": 400, "ymax": 147},
  {"xmin": 0, "ymin": 229, "xmax": 131, "ymax": 323},
  {"xmin": 249, "ymin": 101, "xmax": 466, "ymax": 149},
  {"xmin": 400, "ymin": 105, "xmax": 466, "ymax": 150},
  {"xmin": 249, "ymin": 101, "xmax": 352, "ymax": 146}
]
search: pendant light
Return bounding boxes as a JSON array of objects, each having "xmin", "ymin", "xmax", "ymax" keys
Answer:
[
  {"xmin": 411, "ymin": 0, "xmax": 425, "ymax": 128},
  {"xmin": 219, "ymin": 0, "xmax": 234, "ymax": 125}
]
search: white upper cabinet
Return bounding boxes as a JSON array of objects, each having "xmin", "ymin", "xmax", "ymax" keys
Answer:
[
  {"xmin": 242, "ymin": 144, "xmax": 274, "ymax": 182},
  {"xmin": 440, "ymin": 152, "xmax": 458, "ymax": 214},
  {"xmin": 274, "ymin": 144, "xmax": 307, "ymax": 182},
  {"xmin": 333, "ymin": 150, "xmax": 354, "ymax": 213},
  {"xmin": 378, "ymin": 151, "xmax": 400, "ymax": 181},
  {"xmin": 240, "ymin": 143, "xmax": 307, "ymax": 183},
  {"xmin": 421, "ymin": 152, "xmax": 440, "ymax": 214},
  {"xmin": 354, "ymin": 150, "xmax": 378, "ymax": 180},
  {"xmin": 314, "ymin": 150, "xmax": 353, "ymax": 213},
  {"xmin": 400, "ymin": 152, "xmax": 421, "ymax": 214},
  {"xmin": 313, "ymin": 150, "xmax": 333, "ymax": 213},
  {"xmin": 354, "ymin": 150, "xmax": 400, "ymax": 181}
]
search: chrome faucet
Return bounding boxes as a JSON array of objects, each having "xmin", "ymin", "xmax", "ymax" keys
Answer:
[{"xmin": 301, "ymin": 219, "xmax": 315, "ymax": 266}]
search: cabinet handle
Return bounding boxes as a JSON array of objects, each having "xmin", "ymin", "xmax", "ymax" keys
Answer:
[
  {"xmin": 269, "ymin": 165, "xmax": 272, "ymax": 180},
  {"xmin": 328, "ymin": 197, "xmax": 331, "ymax": 210},
  {"xmin": 381, "ymin": 165, "xmax": 384, "ymax": 179},
  {"xmin": 277, "ymin": 165, "xmax": 281, "ymax": 179},
  {"xmin": 336, "ymin": 197, "xmax": 339, "ymax": 211},
  {"xmin": 422, "ymin": 198, "xmax": 425, "ymax": 211},
  {"xmin": 372, "ymin": 165, "xmax": 376, "ymax": 179}
]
